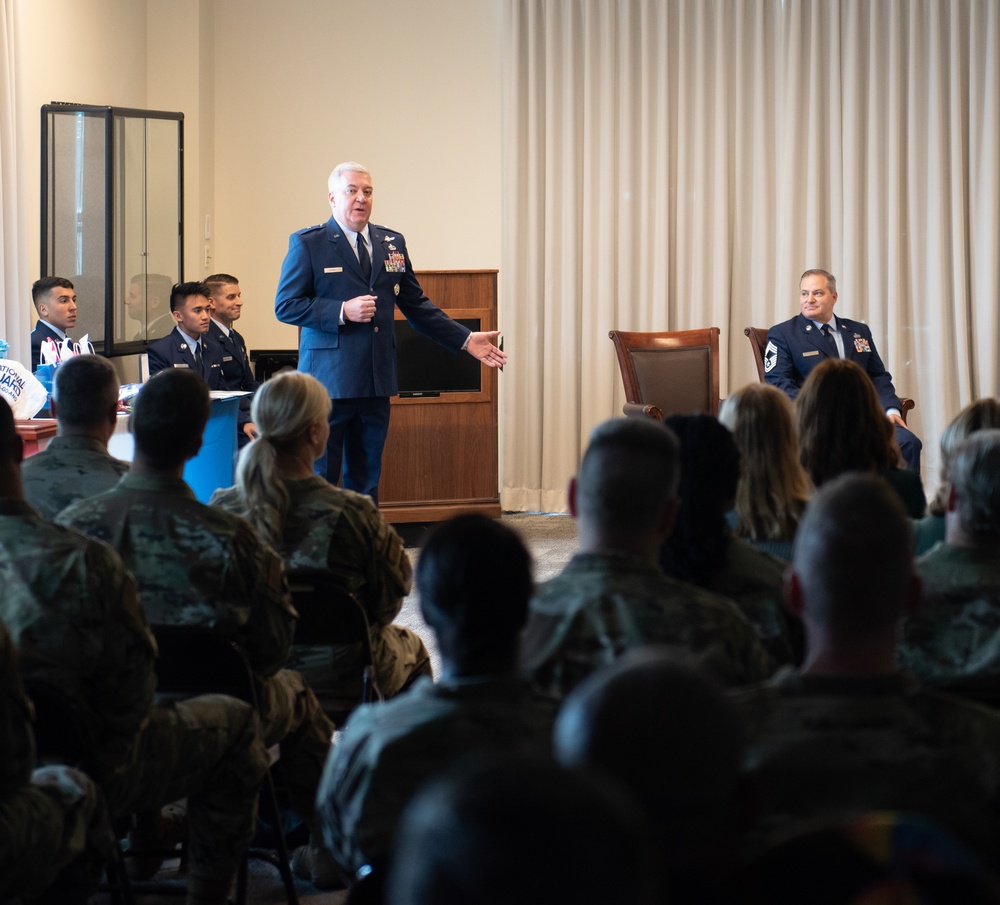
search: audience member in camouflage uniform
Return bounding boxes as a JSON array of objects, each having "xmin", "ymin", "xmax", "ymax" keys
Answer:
[
  {"xmin": 22, "ymin": 354, "xmax": 129, "ymax": 519},
  {"xmin": 0, "ymin": 619, "xmax": 112, "ymax": 904},
  {"xmin": 732, "ymin": 473, "xmax": 1000, "ymax": 872},
  {"xmin": 0, "ymin": 393, "xmax": 268, "ymax": 905},
  {"xmin": 659, "ymin": 413, "xmax": 800, "ymax": 664},
  {"xmin": 899, "ymin": 430, "xmax": 1000, "ymax": 704},
  {"xmin": 210, "ymin": 371, "xmax": 429, "ymax": 699},
  {"xmin": 317, "ymin": 515, "xmax": 558, "ymax": 887},
  {"xmin": 521, "ymin": 418, "xmax": 776, "ymax": 698},
  {"xmin": 56, "ymin": 369, "xmax": 339, "ymax": 890},
  {"xmin": 555, "ymin": 649, "xmax": 748, "ymax": 904}
]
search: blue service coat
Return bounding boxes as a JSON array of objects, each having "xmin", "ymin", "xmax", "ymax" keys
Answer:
[
  {"xmin": 273, "ymin": 217, "xmax": 470, "ymax": 400},
  {"xmin": 146, "ymin": 327, "xmax": 225, "ymax": 390},
  {"xmin": 764, "ymin": 314, "xmax": 902, "ymax": 412}
]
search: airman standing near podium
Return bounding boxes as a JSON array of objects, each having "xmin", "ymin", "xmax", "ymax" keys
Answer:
[
  {"xmin": 764, "ymin": 268, "xmax": 922, "ymax": 472},
  {"xmin": 274, "ymin": 161, "xmax": 507, "ymax": 504}
]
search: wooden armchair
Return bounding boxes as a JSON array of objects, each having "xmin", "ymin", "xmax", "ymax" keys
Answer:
[
  {"xmin": 609, "ymin": 328, "xmax": 721, "ymax": 419},
  {"xmin": 743, "ymin": 326, "xmax": 914, "ymax": 423}
]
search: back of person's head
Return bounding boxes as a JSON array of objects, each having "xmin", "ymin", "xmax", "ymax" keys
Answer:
[
  {"xmin": 236, "ymin": 371, "xmax": 332, "ymax": 548},
  {"xmin": 575, "ymin": 417, "xmax": 680, "ymax": 540},
  {"xmin": 659, "ymin": 413, "xmax": 740, "ymax": 583},
  {"xmin": 416, "ymin": 514, "xmax": 533, "ymax": 674},
  {"xmin": 793, "ymin": 473, "xmax": 914, "ymax": 637},
  {"xmin": 949, "ymin": 430, "xmax": 1000, "ymax": 543},
  {"xmin": 131, "ymin": 369, "xmax": 209, "ymax": 468},
  {"xmin": 387, "ymin": 756, "xmax": 659, "ymax": 905},
  {"xmin": 0, "ymin": 397, "xmax": 21, "ymax": 466},
  {"xmin": 554, "ymin": 649, "xmax": 745, "ymax": 858},
  {"xmin": 31, "ymin": 276, "xmax": 74, "ymax": 310},
  {"xmin": 930, "ymin": 399, "xmax": 1000, "ymax": 516},
  {"xmin": 719, "ymin": 383, "xmax": 812, "ymax": 540},
  {"xmin": 796, "ymin": 358, "xmax": 900, "ymax": 486},
  {"xmin": 169, "ymin": 280, "xmax": 210, "ymax": 313},
  {"xmin": 52, "ymin": 354, "xmax": 119, "ymax": 430},
  {"xmin": 741, "ymin": 811, "xmax": 1000, "ymax": 905}
]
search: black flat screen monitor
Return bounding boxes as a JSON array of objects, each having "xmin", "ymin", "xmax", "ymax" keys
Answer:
[{"xmin": 395, "ymin": 317, "xmax": 482, "ymax": 395}]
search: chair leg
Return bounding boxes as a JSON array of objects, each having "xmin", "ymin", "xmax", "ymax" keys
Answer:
[{"xmin": 253, "ymin": 770, "xmax": 300, "ymax": 905}]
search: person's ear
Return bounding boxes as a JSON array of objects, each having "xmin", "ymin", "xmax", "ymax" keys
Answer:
[
  {"xmin": 947, "ymin": 483, "xmax": 958, "ymax": 513},
  {"xmin": 567, "ymin": 476, "xmax": 579, "ymax": 519}
]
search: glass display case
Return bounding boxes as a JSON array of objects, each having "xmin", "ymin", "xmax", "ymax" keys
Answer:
[{"xmin": 41, "ymin": 103, "xmax": 183, "ymax": 355}]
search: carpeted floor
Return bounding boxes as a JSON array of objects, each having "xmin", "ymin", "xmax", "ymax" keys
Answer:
[{"xmin": 93, "ymin": 512, "xmax": 576, "ymax": 905}]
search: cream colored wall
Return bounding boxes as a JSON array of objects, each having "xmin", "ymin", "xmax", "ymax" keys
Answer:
[
  {"xmin": 208, "ymin": 0, "xmax": 504, "ymax": 351},
  {"xmin": 14, "ymin": 0, "xmax": 503, "ymax": 355},
  {"xmin": 14, "ymin": 0, "xmax": 148, "ymax": 345}
]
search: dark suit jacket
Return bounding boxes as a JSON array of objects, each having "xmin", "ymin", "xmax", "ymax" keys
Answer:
[
  {"xmin": 209, "ymin": 319, "xmax": 259, "ymax": 441},
  {"xmin": 30, "ymin": 320, "xmax": 66, "ymax": 372},
  {"xmin": 146, "ymin": 327, "xmax": 225, "ymax": 390},
  {"xmin": 274, "ymin": 216, "xmax": 470, "ymax": 400},
  {"xmin": 764, "ymin": 314, "xmax": 902, "ymax": 412}
]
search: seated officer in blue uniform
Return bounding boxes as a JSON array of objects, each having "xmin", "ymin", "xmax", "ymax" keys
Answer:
[
  {"xmin": 146, "ymin": 281, "xmax": 224, "ymax": 389},
  {"xmin": 30, "ymin": 276, "xmax": 77, "ymax": 371},
  {"xmin": 206, "ymin": 273, "xmax": 260, "ymax": 448},
  {"xmin": 765, "ymin": 268, "xmax": 922, "ymax": 472}
]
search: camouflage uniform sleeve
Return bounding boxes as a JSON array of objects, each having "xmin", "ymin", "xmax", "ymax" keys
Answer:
[
  {"xmin": 339, "ymin": 497, "xmax": 412, "ymax": 626},
  {"xmin": 84, "ymin": 541, "xmax": 159, "ymax": 769},
  {"xmin": 233, "ymin": 526, "xmax": 296, "ymax": 677},
  {"xmin": 0, "ymin": 622, "xmax": 35, "ymax": 794},
  {"xmin": 706, "ymin": 597, "xmax": 778, "ymax": 686}
]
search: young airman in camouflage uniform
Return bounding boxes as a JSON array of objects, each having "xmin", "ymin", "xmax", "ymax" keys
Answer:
[
  {"xmin": 212, "ymin": 476, "xmax": 429, "ymax": 697},
  {"xmin": 0, "ymin": 619, "xmax": 112, "ymax": 903},
  {"xmin": 733, "ymin": 473, "xmax": 1000, "ymax": 872},
  {"xmin": 318, "ymin": 515, "xmax": 557, "ymax": 881},
  {"xmin": 521, "ymin": 418, "xmax": 776, "ymax": 698},
  {"xmin": 0, "ymin": 393, "xmax": 268, "ymax": 905},
  {"xmin": 21, "ymin": 354, "xmax": 129, "ymax": 520},
  {"xmin": 899, "ymin": 430, "xmax": 1000, "ymax": 702},
  {"xmin": 58, "ymin": 369, "xmax": 337, "ymax": 888}
]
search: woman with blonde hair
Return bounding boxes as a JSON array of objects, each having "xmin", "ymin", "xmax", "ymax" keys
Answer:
[
  {"xmin": 795, "ymin": 358, "xmax": 926, "ymax": 518},
  {"xmin": 211, "ymin": 370, "xmax": 431, "ymax": 701},
  {"xmin": 719, "ymin": 383, "xmax": 812, "ymax": 562},
  {"xmin": 914, "ymin": 398, "xmax": 1000, "ymax": 554}
]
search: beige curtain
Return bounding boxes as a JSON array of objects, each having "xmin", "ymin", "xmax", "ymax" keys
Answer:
[
  {"xmin": 501, "ymin": 0, "xmax": 1000, "ymax": 513},
  {"xmin": 0, "ymin": 0, "xmax": 28, "ymax": 364}
]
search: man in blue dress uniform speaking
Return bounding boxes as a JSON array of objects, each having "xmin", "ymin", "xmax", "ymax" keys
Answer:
[
  {"xmin": 275, "ymin": 162, "xmax": 506, "ymax": 504},
  {"xmin": 764, "ymin": 268, "xmax": 921, "ymax": 472}
]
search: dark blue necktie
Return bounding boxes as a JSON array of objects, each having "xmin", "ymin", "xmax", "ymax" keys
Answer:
[
  {"xmin": 821, "ymin": 323, "xmax": 839, "ymax": 358},
  {"xmin": 357, "ymin": 234, "xmax": 372, "ymax": 282}
]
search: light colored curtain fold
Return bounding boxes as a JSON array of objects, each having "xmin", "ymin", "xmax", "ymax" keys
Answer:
[
  {"xmin": 502, "ymin": 0, "xmax": 1000, "ymax": 512},
  {"xmin": 0, "ymin": 0, "xmax": 29, "ymax": 364}
]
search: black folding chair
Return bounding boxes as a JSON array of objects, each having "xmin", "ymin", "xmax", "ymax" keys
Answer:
[
  {"xmin": 286, "ymin": 572, "xmax": 382, "ymax": 725},
  {"xmin": 151, "ymin": 625, "xmax": 300, "ymax": 905},
  {"xmin": 26, "ymin": 677, "xmax": 135, "ymax": 905}
]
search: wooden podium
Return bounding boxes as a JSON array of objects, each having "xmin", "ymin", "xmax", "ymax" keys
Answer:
[{"xmin": 378, "ymin": 270, "xmax": 501, "ymax": 523}]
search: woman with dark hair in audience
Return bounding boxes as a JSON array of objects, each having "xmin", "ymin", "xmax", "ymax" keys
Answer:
[
  {"xmin": 795, "ymin": 358, "xmax": 926, "ymax": 518},
  {"xmin": 719, "ymin": 383, "xmax": 812, "ymax": 563},
  {"xmin": 914, "ymin": 398, "xmax": 1000, "ymax": 554},
  {"xmin": 211, "ymin": 370, "xmax": 431, "ymax": 701},
  {"xmin": 659, "ymin": 413, "xmax": 800, "ymax": 665}
]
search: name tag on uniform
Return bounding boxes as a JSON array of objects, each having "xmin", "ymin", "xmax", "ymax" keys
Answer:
[
  {"xmin": 172, "ymin": 363, "xmax": 190, "ymax": 368},
  {"xmin": 802, "ymin": 350, "xmax": 820, "ymax": 357},
  {"xmin": 324, "ymin": 267, "xmax": 343, "ymax": 273},
  {"xmin": 222, "ymin": 355, "xmax": 234, "ymax": 362}
]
